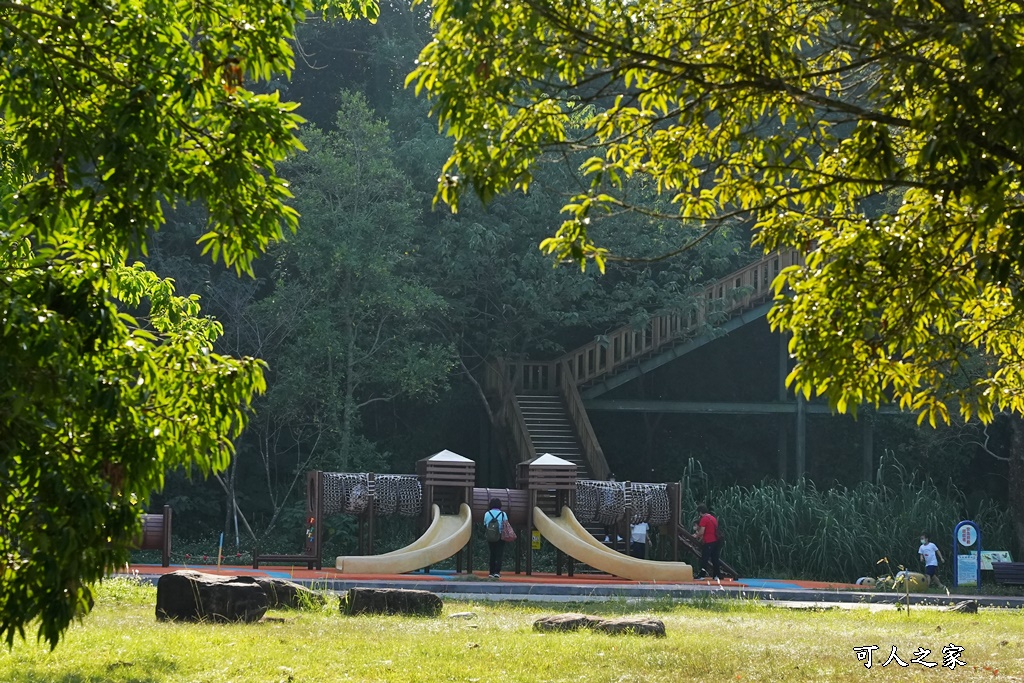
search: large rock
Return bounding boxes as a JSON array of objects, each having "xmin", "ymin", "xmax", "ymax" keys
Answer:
[
  {"xmin": 596, "ymin": 616, "xmax": 666, "ymax": 637},
  {"xmin": 340, "ymin": 587, "xmax": 442, "ymax": 617},
  {"xmin": 254, "ymin": 577, "xmax": 327, "ymax": 610},
  {"xmin": 533, "ymin": 613, "xmax": 605, "ymax": 632},
  {"xmin": 944, "ymin": 600, "xmax": 979, "ymax": 614},
  {"xmin": 156, "ymin": 570, "xmax": 269, "ymax": 623},
  {"xmin": 533, "ymin": 613, "xmax": 666, "ymax": 637}
]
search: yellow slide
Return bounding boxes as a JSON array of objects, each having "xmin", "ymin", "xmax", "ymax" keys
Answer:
[
  {"xmin": 335, "ymin": 503, "xmax": 472, "ymax": 574},
  {"xmin": 534, "ymin": 506, "xmax": 694, "ymax": 582}
]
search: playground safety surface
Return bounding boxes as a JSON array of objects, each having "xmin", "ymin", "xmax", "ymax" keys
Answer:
[{"xmin": 124, "ymin": 564, "xmax": 1024, "ymax": 609}]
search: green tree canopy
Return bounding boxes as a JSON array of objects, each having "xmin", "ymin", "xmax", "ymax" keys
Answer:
[
  {"xmin": 253, "ymin": 91, "xmax": 455, "ymax": 479},
  {"xmin": 410, "ymin": 0, "xmax": 1024, "ymax": 426},
  {"xmin": 0, "ymin": 0, "xmax": 374, "ymax": 647}
]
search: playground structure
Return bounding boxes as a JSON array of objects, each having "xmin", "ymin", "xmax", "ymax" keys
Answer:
[{"xmin": 257, "ymin": 450, "xmax": 706, "ymax": 582}]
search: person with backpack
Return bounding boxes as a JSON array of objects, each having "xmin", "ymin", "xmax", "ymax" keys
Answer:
[
  {"xmin": 694, "ymin": 503, "xmax": 721, "ymax": 580},
  {"xmin": 483, "ymin": 498, "xmax": 509, "ymax": 578}
]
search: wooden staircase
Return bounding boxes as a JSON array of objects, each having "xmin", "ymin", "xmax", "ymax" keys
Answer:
[
  {"xmin": 486, "ymin": 247, "xmax": 802, "ymax": 483},
  {"xmin": 516, "ymin": 394, "xmax": 612, "ymax": 549},
  {"xmin": 516, "ymin": 394, "xmax": 589, "ymax": 476}
]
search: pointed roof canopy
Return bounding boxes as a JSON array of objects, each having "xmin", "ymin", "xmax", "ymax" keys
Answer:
[
  {"xmin": 525, "ymin": 453, "xmax": 575, "ymax": 467},
  {"xmin": 423, "ymin": 449, "xmax": 474, "ymax": 463}
]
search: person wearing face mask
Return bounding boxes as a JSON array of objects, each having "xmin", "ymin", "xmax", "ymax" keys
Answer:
[{"xmin": 918, "ymin": 532, "xmax": 945, "ymax": 588}]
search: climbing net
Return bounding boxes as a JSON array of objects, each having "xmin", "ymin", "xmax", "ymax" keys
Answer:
[
  {"xmin": 323, "ymin": 473, "xmax": 369, "ymax": 516},
  {"xmin": 574, "ymin": 480, "xmax": 671, "ymax": 526},
  {"xmin": 574, "ymin": 480, "xmax": 624, "ymax": 525},
  {"xmin": 630, "ymin": 483, "xmax": 671, "ymax": 526},
  {"xmin": 374, "ymin": 475, "xmax": 422, "ymax": 517},
  {"xmin": 321, "ymin": 473, "xmax": 422, "ymax": 518}
]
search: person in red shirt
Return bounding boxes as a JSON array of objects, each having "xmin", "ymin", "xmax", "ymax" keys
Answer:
[{"xmin": 694, "ymin": 503, "xmax": 721, "ymax": 580}]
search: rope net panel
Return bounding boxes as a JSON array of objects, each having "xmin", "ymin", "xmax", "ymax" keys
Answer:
[
  {"xmin": 322, "ymin": 473, "xmax": 369, "ymax": 516},
  {"xmin": 574, "ymin": 480, "xmax": 624, "ymax": 525},
  {"xmin": 374, "ymin": 475, "xmax": 422, "ymax": 518},
  {"xmin": 631, "ymin": 483, "xmax": 671, "ymax": 526},
  {"xmin": 574, "ymin": 480, "xmax": 670, "ymax": 526},
  {"xmin": 321, "ymin": 473, "xmax": 422, "ymax": 518}
]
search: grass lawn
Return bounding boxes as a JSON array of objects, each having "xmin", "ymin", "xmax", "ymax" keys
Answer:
[{"xmin": 1, "ymin": 578, "xmax": 1022, "ymax": 682}]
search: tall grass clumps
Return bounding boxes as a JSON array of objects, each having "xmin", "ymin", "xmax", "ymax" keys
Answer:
[{"xmin": 680, "ymin": 457, "xmax": 1015, "ymax": 582}]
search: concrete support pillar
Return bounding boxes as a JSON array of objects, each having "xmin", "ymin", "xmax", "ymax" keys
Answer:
[
  {"xmin": 862, "ymin": 417, "xmax": 874, "ymax": 482},
  {"xmin": 795, "ymin": 394, "xmax": 807, "ymax": 479},
  {"xmin": 777, "ymin": 422, "xmax": 789, "ymax": 481},
  {"xmin": 778, "ymin": 331, "xmax": 802, "ymax": 481}
]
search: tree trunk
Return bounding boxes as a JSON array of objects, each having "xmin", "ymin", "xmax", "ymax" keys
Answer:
[
  {"xmin": 341, "ymin": 270, "xmax": 355, "ymax": 470},
  {"xmin": 1008, "ymin": 418, "xmax": 1024, "ymax": 557},
  {"xmin": 460, "ymin": 356, "xmax": 499, "ymax": 428},
  {"xmin": 224, "ymin": 456, "xmax": 236, "ymax": 541}
]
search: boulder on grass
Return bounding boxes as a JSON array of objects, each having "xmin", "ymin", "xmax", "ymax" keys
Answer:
[
  {"xmin": 254, "ymin": 577, "xmax": 327, "ymax": 610},
  {"xmin": 596, "ymin": 617, "xmax": 666, "ymax": 637},
  {"xmin": 156, "ymin": 570, "xmax": 268, "ymax": 623},
  {"xmin": 533, "ymin": 613, "xmax": 666, "ymax": 637},
  {"xmin": 340, "ymin": 588, "xmax": 442, "ymax": 617},
  {"xmin": 944, "ymin": 600, "xmax": 979, "ymax": 614},
  {"xmin": 533, "ymin": 613, "xmax": 605, "ymax": 632}
]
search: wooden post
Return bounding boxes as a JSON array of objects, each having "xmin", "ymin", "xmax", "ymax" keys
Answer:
[
  {"xmin": 367, "ymin": 473, "xmax": 376, "ymax": 556},
  {"xmin": 526, "ymin": 490, "xmax": 535, "ymax": 576},
  {"xmin": 620, "ymin": 482, "xmax": 633, "ymax": 555},
  {"xmin": 668, "ymin": 483, "xmax": 680, "ymax": 563},
  {"xmin": 314, "ymin": 472, "xmax": 324, "ymax": 569},
  {"xmin": 465, "ymin": 484, "xmax": 474, "ymax": 574},
  {"xmin": 161, "ymin": 505, "xmax": 172, "ymax": 567},
  {"xmin": 554, "ymin": 486, "xmax": 563, "ymax": 576},
  {"xmin": 564, "ymin": 489, "xmax": 575, "ymax": 577}
]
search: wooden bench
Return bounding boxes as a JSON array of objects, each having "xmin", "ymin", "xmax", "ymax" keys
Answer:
[
  {"xmin": 136, "ymin": 505, "xmax": 172, "ymax": 567},
  {"xmin": 992, "ymin": 562, "xmax": 1024, "ymax": 585},
  {"xmin": 252, "ymin": 551, "xmax": 319, "ymax": 570}
]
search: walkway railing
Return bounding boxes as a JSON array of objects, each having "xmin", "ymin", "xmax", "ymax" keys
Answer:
[
  {"xmin": 558, "ymin": 360, "xmax": 609, "ymax": 481},
  {"xmin": 562, "ymin": 247, "xmax": 800, "ymax": 386},
  {"xmin": 484, "ymin": 360, "xmax": 537, "ymax": 478},
  {"xmin": 503, "ymin": 247, "xmax": 801, "ymax": 391}
]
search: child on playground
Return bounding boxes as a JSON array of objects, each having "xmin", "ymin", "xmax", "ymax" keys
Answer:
[{"xmin": 918, "ymin": 532, "xmax": 945, "ymax": 588}]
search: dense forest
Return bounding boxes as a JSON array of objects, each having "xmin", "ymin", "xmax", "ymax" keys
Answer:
[{"xmin": 138, "ymin": 4, "xmax": 1014, "ymax": 572}]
